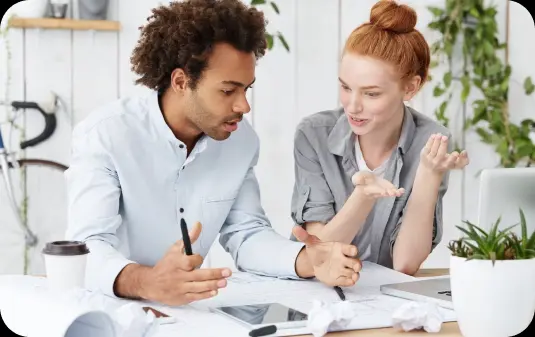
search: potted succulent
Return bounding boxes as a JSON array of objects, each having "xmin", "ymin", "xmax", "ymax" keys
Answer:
[{"xmin": 449, "ymin": 209, "xmax": 535, "ymax": 337}]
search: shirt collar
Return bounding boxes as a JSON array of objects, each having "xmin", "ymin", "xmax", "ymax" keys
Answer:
[
  {"xmin": 327, "ymin": 104, "xmax": 416, "ymax": 157},
  {"xmin": 147, "ymin": 90, "xmax": 179, "ymax": 143},
  {"xmin": 147, "ymin": 90, "xmax": 210, "ymax": 154}
]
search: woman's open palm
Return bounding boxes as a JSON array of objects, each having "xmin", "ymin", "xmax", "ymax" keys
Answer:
[{"xmin": 351, "ymin": 171, "xmax": 405, "ymax": 199}]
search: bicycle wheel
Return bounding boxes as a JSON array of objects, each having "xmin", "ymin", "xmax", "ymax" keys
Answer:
[{"xmin": 0, "ymin": 158, "xmax": 68, "ymax": 275}]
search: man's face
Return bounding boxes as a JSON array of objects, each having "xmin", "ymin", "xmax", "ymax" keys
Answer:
[{"xmin": 184, "ymin": 43, "xmax": 256, "ymax": 141}]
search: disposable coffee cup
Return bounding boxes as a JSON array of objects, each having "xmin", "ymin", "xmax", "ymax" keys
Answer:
[{"xmin": 42, "ymin": 241, "xmax": 90, "ymax": 290}]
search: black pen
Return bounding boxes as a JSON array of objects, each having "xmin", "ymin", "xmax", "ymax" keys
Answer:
[
  {"xmin": 249, "ymin": 325, "xmax": 277, "ymax": 337},
  {"xmin": 180, "ymin": 218, "xmax": 193, "ymax": 255},
  {"xmin": 334, "ymin": 286, "xmax": 346, "ymax": 301}
]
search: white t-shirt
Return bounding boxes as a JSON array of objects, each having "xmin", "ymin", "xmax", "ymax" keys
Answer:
[{"xmin": 354, "ymin": 136, "xmax": 388, "ymax": 178}]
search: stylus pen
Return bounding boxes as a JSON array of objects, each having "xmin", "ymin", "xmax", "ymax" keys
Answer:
[
  {"xmin": 180, "ymin": 218, "xmax": 193, "ymax": 255},
  {"xmin": 249, "ymin": 325, "xmax": 277, "ymax": 337},
  {"xmin": 334, "ymin": 286, "xmax": 346, "ymax": 301}
]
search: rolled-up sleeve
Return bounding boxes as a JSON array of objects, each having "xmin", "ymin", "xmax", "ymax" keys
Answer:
[
  {"xmin": 291, "ymin": 129, "xmax": 335, "ymax": 225},
  {"xmin": 64, "ymin": 128, "xmax": 134, "ymax": 297},
  {"xmin": 219, "ymin": 146, "xmax": 305, "ymax": 279}
]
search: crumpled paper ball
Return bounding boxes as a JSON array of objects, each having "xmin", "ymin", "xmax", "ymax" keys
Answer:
[
  {"xmin": 392, "ymin": 302, "xmax": 444, "ymax": 333},
  {"xmin": 111, "ymin": 303, "xmax": 160, "ymax": 337},
  {"xmin": 307, "ymin": 300, "xmax": 356, "ymax": 337}
]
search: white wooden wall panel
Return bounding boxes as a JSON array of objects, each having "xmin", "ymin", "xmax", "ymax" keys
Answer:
[
  {"xmin": 339, "ymin": 0, "xmax": 376, "ymax": 48},
  {"xmin": 252, "ymin": 0, "xmax": 298, "ymax": 239},
  {"xmin": 295, "ymin": 0, "xmax": 340, "ymax": 121},
  {"xmin": 508, "ymin": 1, "xmax": 535, "ymax": 125},
  {"xmin": 0, "ymin": 27, "xmax": 26, "ymax": 274},
  {"xmin": 117, "ymin": 0, "xmax": 160, "ymax": 98},
  {"xmin": 72, "ymin": 0, "xmax": 119, "ymax": 125},
  {"xmin": 23, "ymin": 28, "xmax": 72, "ymax": 275},
  {"xmin": 0, "ymin": 0, "xmax": 531, "ymax": 274}
]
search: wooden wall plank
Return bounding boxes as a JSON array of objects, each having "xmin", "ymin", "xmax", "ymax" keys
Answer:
[
  {"xmin": 117, "ymin": 0, "xmax": 161, "ymax": 98},
  {"xmin": 23, "ymin": 27, "xmax": 72, "ymax": 275},
  {"xmin": 71, "ymin": 0, "xmax": 119, "ymax": 126},
  {"xmin": 70, "ymin": 39, "xmax": 117, "ymax": 123},
  {"xmin": 0, "ymin": 26, "xmax": 26, "ymax": 274},
  {"xmin": 339, "ymin": 0, "xmax": 376, "ymax": 51},
  {"xmin": 295, "ymin": 0, "xmax": 341, "ymax": 122}
]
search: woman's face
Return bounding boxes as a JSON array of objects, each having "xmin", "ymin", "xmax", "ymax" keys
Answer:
[{"xmin": 338, "ymin": 53, "xmax": 420, "ymax": 136}]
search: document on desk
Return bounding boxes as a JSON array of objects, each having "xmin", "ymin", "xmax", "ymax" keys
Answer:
[
  {"xmin": 0, "ymin": 262, "xmax": 457, "ymax": 337},
  {"xmin": 188, "ymin": 261, "xmax": 457, "ymax": 336}
]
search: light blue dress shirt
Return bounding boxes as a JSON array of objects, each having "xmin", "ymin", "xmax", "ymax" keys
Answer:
[{"xmin": 64, "ymin": 91, "xmax": 305, "ymax": 297}]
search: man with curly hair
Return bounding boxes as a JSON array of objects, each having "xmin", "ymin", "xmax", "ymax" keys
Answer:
[{"xmin": 65, "ymin": 0, "xmax": 361, "ymax": 306}]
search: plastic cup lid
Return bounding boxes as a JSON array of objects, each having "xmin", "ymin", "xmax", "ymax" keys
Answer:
[{"xmin": 42, "ymin": 241, "xmax": 90, "ymax": 256}]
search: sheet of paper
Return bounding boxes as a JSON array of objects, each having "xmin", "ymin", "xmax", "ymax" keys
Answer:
[{"xmin": 174, "ymin": 262, "xmax": 456, "ymax": 336}]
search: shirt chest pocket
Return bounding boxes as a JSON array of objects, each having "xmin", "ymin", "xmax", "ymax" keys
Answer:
[{"xmin": 199, "ymin": 190, "xmax": 239, "ymax": 250}]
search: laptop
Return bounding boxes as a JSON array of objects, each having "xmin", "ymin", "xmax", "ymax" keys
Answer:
[
  {"xmin": 477, "ymin": 168, "xmax": 535, "ymax": 235},
  {"xmin": 380, "ymin": 277, "xmax": 453, "ymax": 309}
]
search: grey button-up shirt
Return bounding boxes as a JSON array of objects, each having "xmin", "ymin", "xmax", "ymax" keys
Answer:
[{"xmin": 291, "ymin": 105, "xmax": 451, "ymax": 268}]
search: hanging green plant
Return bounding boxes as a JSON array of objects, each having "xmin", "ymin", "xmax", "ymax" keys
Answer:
[
  {"xmin": 250, "ymin": 0, "xmax": 289, "ymax": 51},
  {"xmin": 427, "ymin": 0, "xmax": 534, "ymax": 168}
]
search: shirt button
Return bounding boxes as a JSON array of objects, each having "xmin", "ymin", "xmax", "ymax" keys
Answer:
[
  {"xmin": 179, "ymin": 144, "xmax": 184, "ymax": 149},
  {"xmin": 180, "ymin": 208, "xmax": 184, "ymax": 213}
]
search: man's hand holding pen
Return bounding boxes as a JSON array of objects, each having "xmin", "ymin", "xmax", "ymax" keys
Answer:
[
  {"xmin": 292, "ymin": 226, "xmax": 362, "ymax": 287},
  {"xmin": 138, "ymin": 221, "xmax": 232, "ymax": 306}
]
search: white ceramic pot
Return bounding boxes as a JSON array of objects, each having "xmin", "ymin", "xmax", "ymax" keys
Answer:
[{"xmin": 450, "ymin": 255, "xmax": 535, "ymax": 337}]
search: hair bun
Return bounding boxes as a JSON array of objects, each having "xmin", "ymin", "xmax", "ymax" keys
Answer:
[{"xmin": 370, "ymin": 0, "xmax": 417, "ymax": 34}]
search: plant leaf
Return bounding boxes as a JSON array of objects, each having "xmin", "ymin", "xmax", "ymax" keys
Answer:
[
  {"xmin": 251, "ymin": 0, "xmax": 266, "ymax": 5},
  {"xmin": 277, "ymin": 32, "xmax": 289, "ymax": 51},
  {"xmin": 524, "ymin": 77, "xmax": 535, "ymax": 95},
  {"xmin": 444, "ymin": 71, "xmax": 452, "ymax": 88},
  {"xmin": 463, "ymin": 241, "xmax": 481, "ymax": 254},
  {"xmin": 265, "ymin": 33, "xmax": 274, "ymax": 50},
  {"xmin": 433, "ymin": 85, "xmax": 445, "ymax": 97},
  {"xmin": 428, "ymin": 6, "xmax": 445, "ymax": 17},
  {"xmin": 489, "ymin": 251, "xmax": 496, "ymax": 265},
  {"xmin": 438, "ymin": 101, "xmax": 448, "ymax": 116},
  {"xmin": 469, "ymin": 7, "xmax": 480, "ymax": 18},
  {"xmin": 519, "ymin": 208, "xmax": 527, "ymax": 249},
  {"xmin": 487, "ymin": 216, "xmax": 501, "ymax": 243},
  {"xmin": 270, "ymin": 1, "xmax": 280, "ymax": 14},
  {"xmin": 527, "ymin": 230, "xmax": 535, "ymax": 250},
  {"xmin": 468, "ymin": 253, "xmax": 488, "ymax": 261},
  {"xmin": 524, "ymin": 249, "xmax": 535, "ymax": 258}
]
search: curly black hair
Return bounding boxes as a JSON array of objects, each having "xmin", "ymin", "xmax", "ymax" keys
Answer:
[{"xmin": 130, "ymin": 0, "xmax": 268, "ymax": 92}]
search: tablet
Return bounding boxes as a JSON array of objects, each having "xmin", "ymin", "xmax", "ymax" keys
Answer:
[{"xmin": 211, "ymin": 303, "xmax": 308, "ymax": 330}]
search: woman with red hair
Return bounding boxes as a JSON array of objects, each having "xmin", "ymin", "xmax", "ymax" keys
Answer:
[{"xmin": 291, "ymin": 0, "xmax": 469, "ymax": 280}]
